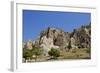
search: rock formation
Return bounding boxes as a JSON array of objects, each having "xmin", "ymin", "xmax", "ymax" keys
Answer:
[{"xmin": 23, "ymin": 24, "xmax": 91, "ymax": 55}]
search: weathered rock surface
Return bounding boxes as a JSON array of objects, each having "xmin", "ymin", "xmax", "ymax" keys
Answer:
[{"xmin": 23, "ymin": 24, "xmax": 91, "ymax": 55}]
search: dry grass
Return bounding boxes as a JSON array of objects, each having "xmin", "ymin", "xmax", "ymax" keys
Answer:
[
  {"xmin": 59, "ymin": 48, "xmax": 91, "ymax": 59},
  {"xmin": 24, "ymin": 48, "xmax": 91, "ymax": 63}
]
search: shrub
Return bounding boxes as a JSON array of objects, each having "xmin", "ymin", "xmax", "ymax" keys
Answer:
[
  {"xmin": 32, "ymin": 47, "xmax": 43, "ymax": 61},
  {"xmin": 23, "ymin": 48, "xmax": 33, "ymax": 62},
  {"xmin": 86, "ymin": 48, "xmax": 91, "ymax": 53},
  {"xmin": 67, "ymin": 41, "xmax": 72, "ymax": 50},
  {"xmin": 48, "ymin": 48, "xmax": 60, "ymax": 59}
]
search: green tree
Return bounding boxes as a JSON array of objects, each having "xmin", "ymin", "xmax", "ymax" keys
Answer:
[
  {"xmin": 86, "ymin": 48, "xmax": 91, "ymax": 53},
  {"xmin": 67, "ymin": 41, "xmax": 72, "ymax": 50},
  {"xmin": 32, "ymin": 47, "xmax": 43, "ymax": 61},
  {"xmin": 48, "ymin": 48, "xmax": 60, "ymax": 59},
  {"xmin": 23, "ymin": 48, "xmax": 33, "ymax": 62}
]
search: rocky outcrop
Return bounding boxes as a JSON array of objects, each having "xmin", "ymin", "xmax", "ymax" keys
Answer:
[
  {"xmin": 23, "ymin": 40, "xmax": 33, "ymax": 50},
  {"xmin": 71, "ymin": 24, "xmax": 91, "ymax": 49},
  {"xmin": 39, "ymin": 27, "xmax": 71, "ymax": 50},
  {"xmin": 23, "ymin": 24, "xmax": 91, "ymax": 55}
]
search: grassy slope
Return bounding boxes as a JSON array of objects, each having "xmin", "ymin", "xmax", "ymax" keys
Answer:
[{"xmin": 59, "ymin": 48, "xmax": 91, "ymax": 59}]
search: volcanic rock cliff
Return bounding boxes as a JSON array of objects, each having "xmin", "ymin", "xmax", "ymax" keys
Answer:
[{"xmin": 23, "ymin": 24, "xmax": 91, "ymax": 55}]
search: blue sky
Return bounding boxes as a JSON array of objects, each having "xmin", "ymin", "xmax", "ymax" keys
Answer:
[{"xmin": 23, "ymin": 10, "xmax": 91, "ymax": 41}]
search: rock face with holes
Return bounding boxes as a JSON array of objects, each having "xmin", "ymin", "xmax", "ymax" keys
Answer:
[{"xmin": 23, "ymin": 24, "xmax": 91, "ymax": 55}]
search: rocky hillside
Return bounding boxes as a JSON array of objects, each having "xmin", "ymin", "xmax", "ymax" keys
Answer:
[{"xmin": 23, "ymin": 24, "xmax": 91, "ymax": 56}]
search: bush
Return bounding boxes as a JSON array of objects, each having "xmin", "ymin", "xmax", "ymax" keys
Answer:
[
  {"xmin": 48, "ymin": 48, "xmax": 60, "ymax": 59},
  {"xmin": 23, "ymin": 46, "xmax": 43, "ymax": 62},
  {"xmin": 23, "ymin": 48, "xmax": 33, "ymax": 62},
  {"xmin": 32, "ymin": 47, "xmax": 43, "ymax": 61},
  {"xmin": 67, "ymin": 41, "xmax": 72, "ymax": 50},
  {"xmin": 86, "ymin": 48, "xmax": 91, "ymax": 53}
]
